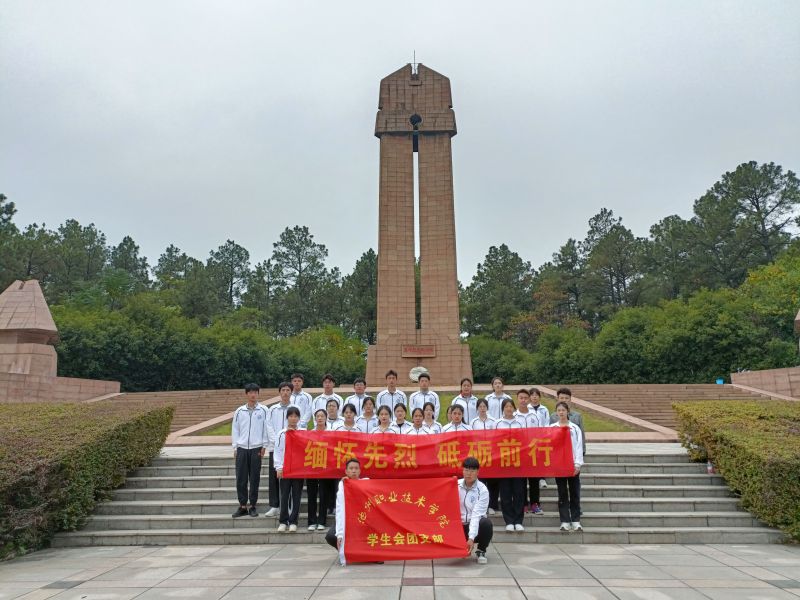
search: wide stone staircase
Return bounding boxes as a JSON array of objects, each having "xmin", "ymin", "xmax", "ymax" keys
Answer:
[
  {"xmin": 53, "ymin": 450, "xmax": 785, "ymax": 547},
  {"xmin": 550, "ymin": 384, "xmax": 767, "ymax": 429}
]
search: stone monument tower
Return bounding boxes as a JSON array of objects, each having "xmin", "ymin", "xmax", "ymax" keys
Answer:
[{"xmin": 366, "ymin": 64, "xmax": 473, "ymax": 385}]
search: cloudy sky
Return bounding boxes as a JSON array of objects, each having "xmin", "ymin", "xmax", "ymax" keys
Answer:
[{"xmin": 2, "ymin": 1, "xmax": 799, "ymax": 282}]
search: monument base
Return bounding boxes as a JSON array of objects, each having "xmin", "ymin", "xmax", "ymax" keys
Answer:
[{"xmin": 366, "ymin": 336, "xmax": 473, "ymax": 387}]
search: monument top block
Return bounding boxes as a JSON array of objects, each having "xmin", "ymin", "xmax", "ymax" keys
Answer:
[{"xmin": 0, "ymin": 280, "xmax": 58, "ymax": 342}]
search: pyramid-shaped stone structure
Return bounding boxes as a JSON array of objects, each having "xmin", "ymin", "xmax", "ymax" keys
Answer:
[{"xmin": 0, "ymin": 280, "xmax": 59, "ymax": 376}]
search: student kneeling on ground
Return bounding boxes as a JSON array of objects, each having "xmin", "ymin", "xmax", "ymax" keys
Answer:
[
  {"xmin": 460, "ymin": 456, "xmax": 494, "ymax": 565},
  {"xmin": 325, "ymin": 458, "xmax": 367, "ymax": 564},
  {"xmin": 231, "ymin": 383, "xmax": 269, "ymax": 518}
]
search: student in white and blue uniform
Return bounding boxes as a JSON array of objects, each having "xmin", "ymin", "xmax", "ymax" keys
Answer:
[
  {"xmin": 485, "ymin": 376, "xmax": 511, "ymax": 420},
  {"xmin": 231, "ymin": 383, "xmax": 269, "ymax": 518},
  {"xmin": 496, "ymin": 398, "xmax": 525, "ymax": 532},
  {"xmin": 408, "ymin": 372, "xmax": 440, "ymax": 420}
]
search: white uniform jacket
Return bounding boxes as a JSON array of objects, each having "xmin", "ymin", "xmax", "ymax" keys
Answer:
[
  {"xmin": 408, "ymin": 390, "xmax": 441, "ymax": 420},
  {"xmin": 290, "ymin": 390, "xmax": 313, "ymax": 429},
  {"xmin": 459, "ymin": 478, "xmax": 490, "ymax": 541},
  {"xmin": 470, "ymin": 416, "xmax": 498, "ymax": 430},
  {"xmin": 442, "ymin": 422, "xmax": 472, "ymax": 433},
  {"xmin": 549, "ymin": 421, "xmax": 584, "ymax": 469},
  {"xmin": 231, "ymin": 403, "xmax": 270, "ymax": 450},
  {"xmin": 484, "ymin": 392, "xmax": 511, "ymax": 420}
]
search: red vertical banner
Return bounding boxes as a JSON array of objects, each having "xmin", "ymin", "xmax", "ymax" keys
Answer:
[{"xmin": 343, "ymin": 477, "xmax": 467, "ymax": 563}]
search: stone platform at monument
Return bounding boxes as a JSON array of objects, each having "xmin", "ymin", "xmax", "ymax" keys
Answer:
[{"xmin": 52, "ymin": 443, "xmax": 785, "ymax": 548}]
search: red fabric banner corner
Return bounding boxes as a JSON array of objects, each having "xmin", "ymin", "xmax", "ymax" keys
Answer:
[{"xmin": 343, "ymin": 477, "xmax": 466, "ymax": 563}]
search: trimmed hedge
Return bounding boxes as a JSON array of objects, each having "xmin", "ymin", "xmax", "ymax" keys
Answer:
[
  {"xmin": 674, "ymin": 400, "xmax": 800, "ymax": 541},
  {"xmin": 0, "ymin": 401, "xmax": 173, "ymax": 559}
]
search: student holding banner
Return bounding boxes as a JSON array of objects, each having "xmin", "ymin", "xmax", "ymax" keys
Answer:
[
  {"xmin": 325, "ymin": 458, "xmax": 365, "ymax": 564},
  {"xmin": 496, "ymin": 398, "xmax": 526, "ymax": 532},
  {"xmin": 460, "ymin": 456, "xmax": 493, "ymax": 564},
  {"xmin": 550, "ymin": 400, "xmax": 584, "ymax": 532},
  {"xmin": 274, "ymin": 406, "xmax": 303, "ymax": 532},
  {"xmin": 306, "ymin": 410, "xmax": 330, "ymax": 531}
]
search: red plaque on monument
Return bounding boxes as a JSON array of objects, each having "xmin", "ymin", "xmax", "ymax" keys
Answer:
[{"xmin": 401, "ymin": 344, "xmax": 436, "ymax": 358}]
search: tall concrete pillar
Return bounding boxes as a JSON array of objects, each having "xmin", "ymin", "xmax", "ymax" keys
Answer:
[{"xmin": 366, "ymin": 64, "xmax": 473, "ymax": 386}]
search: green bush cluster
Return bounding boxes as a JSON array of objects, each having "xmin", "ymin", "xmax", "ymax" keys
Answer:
[
  {"xmin": 0, "ymin": 401, "xmax": 174, "ymax": 560},
  {"xmin": 673, "ymin": 400, "xmax": 800, "ymax": 541}
]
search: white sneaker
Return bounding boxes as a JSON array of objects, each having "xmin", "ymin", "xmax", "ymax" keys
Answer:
[
  {"xmin": 476, "ymin": 551, "xmax": 488, "ymax": 565},
  {"xmin": 316, "ymin": 524, "xmax": 326, "ymax": 531},
  {"xmin": 308, "ymin": 524, "xmax": 316, "ymax": 531},
  {"xmin": 571, "ymin": 522, "xmax": 583, "ymax": 531},
  {"xmin": 487, "ymin": 508, "xmax": 496, "ymax": 516},
  {"xmin": 265, "ymin": 507, "xmax": 279, "ymax": 517},
  {"xmin": 505, "ymin": 524, "xmax": 514, "ymax": 532},
  {"xmin": 289, "ymin": 524, "xmax": 297, "ymax": 532},
  {"xmin": 514, "ymin": 524, "xmax": 525, "ymax": 532},
  {"xmin": 559, "ymin": 522, "xmax": 570, "ymax": 532},
  {"xmin": 277, "ymin": 523, "xmax": 287, "ymax": 532},
  {"xmin": 539, "ymin": 480, "xmax": 548, "ymax": 489}
]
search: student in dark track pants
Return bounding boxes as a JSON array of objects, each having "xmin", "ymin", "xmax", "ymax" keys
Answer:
[
  {"xmin": 265, "ymin": 382, "xmax": 293, "ymax": 517},
  {"xmin": 231, "ymin": 383, "xmax": 269, "ymax": 518},
  {"xmin": 496, "ymin": 398, "xmax": 526, "ymax": 532},
  {"xmin": 274, "ymin": 406, "xmax": 303, "ymax": 532},
  {"xmin": 306, "ymin": 409, "xmax": 330, "ymax": 531}
]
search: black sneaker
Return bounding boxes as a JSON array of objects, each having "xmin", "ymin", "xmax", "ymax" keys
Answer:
[
  {"xmin": 232, "ymin": 507, "xmax": 248, "ymax": 518},
  {"xmin": 248, "ymin": 506, "xmax": 258, "ymax": 517}
]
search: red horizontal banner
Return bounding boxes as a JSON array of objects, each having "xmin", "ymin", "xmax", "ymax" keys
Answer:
[
  {"xmin": 343, "ymin": 477, "xmax": 466, "ymax": 564},
  {"xmin": 283, "ymin": 427, "xmax": 573, "ymax": 478}
]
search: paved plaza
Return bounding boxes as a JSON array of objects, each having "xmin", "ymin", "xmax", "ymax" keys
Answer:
[{"xmin": 3, "ymin": 542, "xmax": 800, "ymax": 600}]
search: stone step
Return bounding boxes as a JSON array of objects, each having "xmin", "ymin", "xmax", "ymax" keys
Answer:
[
  {"xmin": 112, "ymin": 484, "xmax": 734, "ymax": 501},
  {"xmin": 80, "ymin": 511, "xmax": 762, "ymax": 531},
  {"xmin": 52, "ymin": 526, "xmax": 786, "ymax": 547},
  {"xmin": 120, "ymin": 473, "xmax": 728, "ymax": 488},
  {"xmin": 132, "ymin": 462, "xmax": 706, "ymax": 478},
  {"xmin": 95, "ymin": 496, "xmax": 745, "ymax": 516},
  {"xmin": 148, "ymin": 453, "xmax": 693, "ymax": 467}
]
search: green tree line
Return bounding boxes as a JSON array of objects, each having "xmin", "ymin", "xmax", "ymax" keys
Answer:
[{"xmin": 0, "ymin": 160, "xmax": 798, "ymax": 390}]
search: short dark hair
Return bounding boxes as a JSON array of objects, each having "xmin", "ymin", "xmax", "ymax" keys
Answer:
[
  {"xmin": 244, "ymin": 383, "xmax": 260, "ymax": 393},
  {"xmin": 450, "ymin": 404, "xmax": 464, "ymax": 414},
  {"xmin": 346, "ymin": 457, "xmax": 360, "ymax": 467},
  {"xmin": 291, "ymin": 373, "xmax": 305, "ymax": 382},
  {"xmin": 418, "ymin": 372, "xmax": 430, "ymax": 382},
  {"xmin": 377, "ymin": 405, "xmax": 392, "ymax": 416},
  {"xmin": 385, "ymin": 369, "xmax": 398, "ymax": 378},
  {"xmin": 286, "ymin": 406, "xmax": 301, "ymax": 418},
  {"xmin": 476, "ymin": 398, "xmax": 489, "ymax": 409},
  {"xmin": 326, "ymin": 398, "xmax": 340, "ymax": 409},
  {"xmin": 354, "ymin": 377, "xmax": 366, "ymax": 386},
  {"xmin": 556, "ymin": 387, "xmax": 572, "ymax": 398},
  {"xmin": 278, "ymin": 381, "xmax": 292, "ymax": 392},
  {"xmin": 501, "ymin": 398, "xmax": 516, "ymax": 413},
  {"xmin": 516, "ymin": 388, "xmax": 530, "ymax": 396},
  {"xmin": 342, "ymin": 403, "xmax": 357, "ymax": 415},
  {"xmin": 322, "ymin": 373, "xmax": 336, "ymax": 384},
  {"xmin": 491, "ymin": 376, "xmax": 503, "ymax": 385},
  {"xmin": 555, "ymin": 400, "xmax": 570, "ymax": 412},
  {"xmin": 463, "ymin": 457, "xmax": 480, "ymax": 470},
  {"xmin": 411, "ymin": 407, "xmax": 424, "ymax": 418},
  {"xmin": 361, "ymin": 396, "xmax": 375, "ymax": 409},
  {"xmin": 394, "ymin": 403, "xmax": 407, "ymax": 414},
  {"xmin": 423, "ymin": 401, "xmax": 436, "ymax": 413},
  {"xmin": 530, "ymin": 387, "xmax": 541, "ymax": 397},
  {"xmin": 460, "ymin": 377, "xmax": 473, "ymax": 386},
  {"xmin": 314, "ymin": 409, "xmax": 326, "ymax": 418}
]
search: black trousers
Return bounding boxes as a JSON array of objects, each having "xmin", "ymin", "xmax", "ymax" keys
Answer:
[
  {"xmin": 527, "ymin": 478, "xmax": 540, "ymax": 504},
  {"xmin": 499, "ymin": 477, "xmax": 525, "ymax": 526},
  {"xmin": 556, "ymin": 475, "xmax": 581, "ymax": 523},
  {"xmin": 325, "ymin": 479, "xmax": 337, "ymax": 512},
  {"xmin": 235, "ymin": 447, "xmax": 262, "ymax": 507},
  {"xmin": 482, "ymin": 478, "xmax": 500, "ymax": 511},
  {"xmin": 268, "ymin": 452, "xmax": 280, "ymax": 508},
  {"xmin": 462, "ymin": 518, "xmax": 493, "ymax": 552},
  {"xmin": 325, "ymin": 525, "xmax": 338, "ymax": 549},
  {"xmin": 279, "ymin": 478, "xmax": 303, "ymax": 525},
  {"xmin": 306, "ymin": 478, "xmax": 330, "ymax": 526}
]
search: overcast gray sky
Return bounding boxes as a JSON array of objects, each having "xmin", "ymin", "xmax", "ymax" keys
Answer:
[{"xmin": 2, "ymin": 0, "xmax": 799, "ymax": 282}]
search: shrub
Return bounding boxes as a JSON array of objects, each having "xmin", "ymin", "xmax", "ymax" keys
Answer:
[
  {"xmin": 0, "ymin": 401, "xmax": 173, "ymax": 559},
  {"xmin": 674, "ymin": 400, "xmax": 800, "ymax": 541}
]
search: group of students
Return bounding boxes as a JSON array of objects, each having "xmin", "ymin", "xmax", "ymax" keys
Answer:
[{"xmin": 231, "ymin": 371, "xmax": 586, "ymax": 541}]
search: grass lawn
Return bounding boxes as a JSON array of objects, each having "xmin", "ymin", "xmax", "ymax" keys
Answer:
[{"xmin": 198, "ymin": 392, "xmax": 636, "ymax": 434}]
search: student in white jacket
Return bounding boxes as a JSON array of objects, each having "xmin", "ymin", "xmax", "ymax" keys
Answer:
[
  {"xmin": 442, "ymin": 404, "xmax": 472, "ymax": 432},
  {"xmin": 325, "ymin": 458, "xmax": 366, "ymax": 565},
  {"xmin": 289, "ymin": 372, "xmax": 313, "ymax": 429},
  {"xmin": 355, "ymin": 397, "xmax": 378, "ymax": 433},
  {"xmin": 550, "ymin": 401, "xmax": 585, "ymax": 532},
  {"xmin": 408, "ymin": 373, "xmax": 440, "ymax": 420},
  {"xmin": 459, "ymin": 456, "xmax": 493, "ymax": 564},
  {"xmin": 390, "ymin": 403, "xmax": 413, "ymax": 434},
  {"xmin": 231, "ymin": 383, "xmax": 269, "ymax": 518},
  {"xmin": 450, "ymin": 378, "xmax": 479, "ymax": 424},
  {"xmin": 274, "ymin": 406, "xmax": 303, "ymax": 532},
  {"xmin": 496, "ymin": 398, "xmax": 526, "ymax": 532},
  {"xmin": 313, "ymin": 373, "xmax": 344, "ymax": 416},
  {"xmin": 407, "ymin": 408, "xmax": 432, "ymax": 434},
  {"xmin": 265, "ymin": 382, "xmax": 293, "ymax": 517},
  {"xmin": 484, "ymin": 376, "xmax": 511, "ymax": 420}
]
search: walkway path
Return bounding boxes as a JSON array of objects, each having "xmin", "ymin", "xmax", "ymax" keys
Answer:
[{"xmin": 3, "ymin": 543, "xmax": 800, "ymax": 600}]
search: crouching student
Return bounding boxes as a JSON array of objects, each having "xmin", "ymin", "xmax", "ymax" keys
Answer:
[
  {"xmin": 274, "ymin": 406, "xmax": 303, "ymax": 532},
  {"xmin": 550, "ymin": 400, "xmax": 584, "ymax": 532},
  {"xmin": 231, "ymin": 383, "xmax": 269, "ymax": 518},
  {"xmin": 326, "ymin": 458, "xmax": 367, "ymax": 564},
  {"xmin": 459, "ymin": 456, "xmax": 494, "ymax": 565}
]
